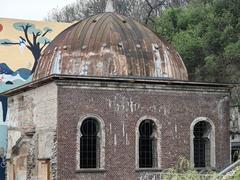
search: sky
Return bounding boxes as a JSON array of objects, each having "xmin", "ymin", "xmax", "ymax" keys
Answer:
[{"xmin": 0, "ymin": 0, "xmax": 77, "ymax": 21}]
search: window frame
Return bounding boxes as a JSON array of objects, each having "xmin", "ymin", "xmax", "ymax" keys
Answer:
[
  {"xmin": 135, "ymin": 116, "xmax": 162, "ymax": 170},
  {"xmin": 190, "ymin": 117, "xmax": 216, "ymax": 169},
  {"xmin": 76, "ymin": 114, "xmax": 105, "ymax": 171}
]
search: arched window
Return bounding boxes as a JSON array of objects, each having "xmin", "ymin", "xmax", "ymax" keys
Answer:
[
  {"xmin": 193, "ymin": 121, "xmax": 211, "ymax": 167},
  {"xmin": 76, "ymin": 115, "xmax": 105, "ymax": 170},
  {"xmin": 80, "ymin": 118, "xmax": 99, "ymax": 168},
  {"xmin": 190, "ymin": 117, "xmax": 215, "ymax": 168},
  {"xmin": 138, "ymin": 119, "xmax": 158, "ymax": 168}
]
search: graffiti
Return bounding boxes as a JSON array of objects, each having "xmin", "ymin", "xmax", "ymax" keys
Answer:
[
  {"xmin": 0, "ymin": 156, "xmax": 6, "ymax": 168},
  {"xmin": 0, "ymin": 157, "xmax": 5, "ymax": 180},
  {"xmin": 0, "ymin": 24, "xmax": 2, "ymax": 32},
  {"xmin": 0, "ymin": 23, "xmax": 53, "ymax": 74}
]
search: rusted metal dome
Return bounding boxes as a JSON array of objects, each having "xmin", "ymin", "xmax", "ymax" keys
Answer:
[{"xmin": 33, "ymin": 13, "xmax": 188, "ymax": 81}]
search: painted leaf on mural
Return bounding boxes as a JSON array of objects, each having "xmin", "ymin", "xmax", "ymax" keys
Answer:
[{"xmin": 37, "ymin": 37, "xmax": 51, "ymax": 44}]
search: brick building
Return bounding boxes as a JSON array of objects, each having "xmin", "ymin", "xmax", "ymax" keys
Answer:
[{"xmin": 3, "ymin": 8, "xmax": 232, "ymax": 180}]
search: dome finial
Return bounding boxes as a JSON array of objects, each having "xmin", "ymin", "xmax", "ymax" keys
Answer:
[{"xmin": 105, "ymin": 0, "xmax": 115, "ymax": 12}]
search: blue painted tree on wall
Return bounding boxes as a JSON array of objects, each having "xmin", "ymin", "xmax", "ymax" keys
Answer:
[{"xmin": 0, "ymin": 23, "xmax": 52, "ymax": 74}]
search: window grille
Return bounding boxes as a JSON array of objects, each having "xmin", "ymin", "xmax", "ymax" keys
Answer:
[
  {"xmin": 80, "ymin": 118, "xmax": 99, "ymax": 168},
  {"xmin": 194, "ymin": 121, "xmax": 209, "ymax": 168},
  {"xmin": 139, "ymin": 120, "xmax": 155, "ymax": 168}
]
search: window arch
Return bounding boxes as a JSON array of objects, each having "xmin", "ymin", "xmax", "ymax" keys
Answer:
[
  {"xmin": 136, "ymin": 116, "xmax": 161, "ymax": 169},
  {"xmin": 76, "ymin": 114, "xmax": 105, "ymax": 170},
  {"xmin": 190, "ymin": 117, "xmax": 215, "ymax": 168},
  {"xmin": 80, "ymin": 118, "xmax": 99, "ymax": 168}
]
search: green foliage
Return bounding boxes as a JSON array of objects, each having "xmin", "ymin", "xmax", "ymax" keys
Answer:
[
  {"xmin": 155, "ymin": 0, "xmax": 240, "ymax": 83},
  {"xmin": 223, "ymin": 166, "xmax": 240, "ymax": 180},
  {"xmin": 232, "ymin": 167, "xmax": 240, "ymax": 179},
  {"xmin": 224, "ymin": 41, "xmax": 240, "ymax": 60},
  {"xmin": 37, "ymin": 37, "xmax": 51, "ymax": 44},
  {"xmin": 43, "ymin": 27, "xmax": 53, "ymax": 32},
  {"xmin": 13, "ymin": 22, "xmax": 35, "ymax": 32},
  {"xmin": 161, "ymin": 157, "xmax": 219, "ymax": 180}
]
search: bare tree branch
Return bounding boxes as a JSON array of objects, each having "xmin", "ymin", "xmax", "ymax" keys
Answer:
[
  {"xmin": 21, "ymin": 24, "xmax": 34, "ymax": 48},
  {"xmin": 42, "ymin": 29, "xmax": 51, "ymax": 37},
  {"xmin": 19, "ymin": 36, "xmax": 26, "ymax": 42},
  {"xmin": 40, "ymin": 41, "xmax": 50, "ymax": 51},
  {"xmin": 1, "ymin": 42, "xmax": 20, "ymax": 45},
  {"xmin": 45, "ymin": 0, "xmax": 189, "ymax": 25}
]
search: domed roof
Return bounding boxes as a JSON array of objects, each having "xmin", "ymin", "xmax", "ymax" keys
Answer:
[{"xmin": 33, "ymin": 12, "xmax": 188, "ymax": 81}]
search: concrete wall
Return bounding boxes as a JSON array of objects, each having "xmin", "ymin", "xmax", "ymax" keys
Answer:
[
  {"xmin": 56, "ymin": 80, "xmax": 230, "ymax": 180},
  {"xmin": 230, "ymin": 107, "xmax": 240, "ymax": 132}
]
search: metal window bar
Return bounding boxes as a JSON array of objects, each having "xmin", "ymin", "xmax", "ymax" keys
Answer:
[
  {"xmin": 139, "ymin": 120, "xmax": 155, "ymax": 168},
  {"xmin": 194, "ymin": 121, "xmax": 208, "ymax": 168},
  {"xmin": 80, "ymin": 118, "xmax": 99, "ymax": 168}
]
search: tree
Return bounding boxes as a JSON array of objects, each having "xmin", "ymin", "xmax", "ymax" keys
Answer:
[
  {"xmin": 155, "ymin": 0, "xmax": 240, "ymax": 83},
  {"xmin": 46, "ymin": 0, "xmax": 189, "ymax": 25},
  {"xmin": 0, "ymin": 23, "xmax": 52, "ymax": 74}
]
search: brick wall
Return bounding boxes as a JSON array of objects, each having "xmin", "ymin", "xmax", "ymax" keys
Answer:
[{"xmin": 56, "ymin": 81, "xmax": 230, "ymax": 180}]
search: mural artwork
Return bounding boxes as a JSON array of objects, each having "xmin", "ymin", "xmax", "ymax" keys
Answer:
[
  {"xmin": 0, "ymin": 23, "xmax": 52, "ymax": 73},
  {"xmin": 0, "ymin": 18, "xmax": 71, "ymax": 121}
]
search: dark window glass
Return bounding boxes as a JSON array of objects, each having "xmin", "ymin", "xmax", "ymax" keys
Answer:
[
  {"xmin": 232, "ymin": 147, "xmax": 240, "ymax": 163},
  {"xmin": 194, "ymin": 121, "xmax": 209, "ymax": 168},
  {"xmin": 139, "ymin": 120, "xmax": 155, "ymax": 168},
  {"xmin": 80, "ymin": 118, "xmax": 99, "ymax": 168}
]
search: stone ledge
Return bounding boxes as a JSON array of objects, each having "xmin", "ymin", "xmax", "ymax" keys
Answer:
[
  {"xmin": 135, "ymin": 168, "xmax": 163, "ymax": 172},
  {"xmin": 76, "ymin": 168, "xmax": 106, "ymax": 173}
]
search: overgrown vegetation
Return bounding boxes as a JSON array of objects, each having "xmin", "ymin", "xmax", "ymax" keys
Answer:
[
  {"xmin": 155, "ymin": 0, "xmax": 240, "ymax": 83},
  {"xmin": 160, "ymin": 157, "xmax": 219, "ymax": 180},
  {"xmin": 231, "ymin": 167, "xmax": 240, "ymax": 180},
  {"xmin": 143, "ymin": 157, "xmax": 240, "ymax": 179}
]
